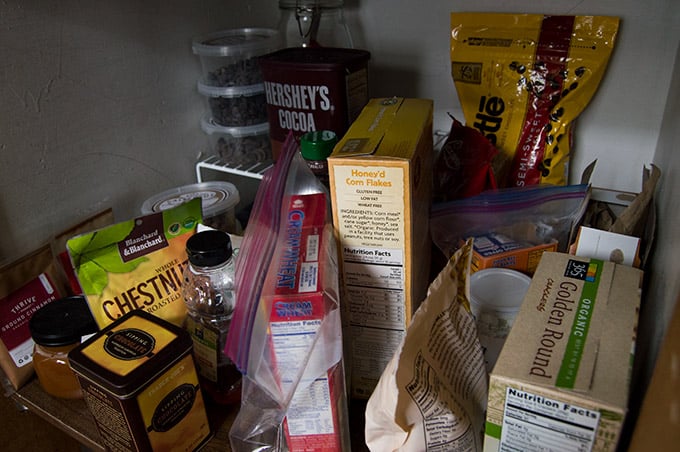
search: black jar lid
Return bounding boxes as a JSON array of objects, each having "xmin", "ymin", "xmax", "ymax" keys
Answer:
[
  {"xmin": 29, "ymin": 296, "xmax": 99, "ymax": 347},
  {"xmin": 186, "ymin": 230, "xmax": 233, "ymax": 267}
]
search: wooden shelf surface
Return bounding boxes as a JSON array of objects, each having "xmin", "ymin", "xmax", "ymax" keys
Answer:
[{"xmin": 10, "ymin": 377, "xmax": 238, "ymax": 451}]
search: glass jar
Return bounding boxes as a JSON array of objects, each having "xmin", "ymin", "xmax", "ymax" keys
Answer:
[
  {"xmin": 182, "ymin": 230, "xmax": 241, "ymax": 404},
  {"xmin": 278, "ymin": 0, "xmax": 353, "ymax": 48},
  {"xmin": 29, "ymin": 296, "xmax": 99, "ymax": 399}
]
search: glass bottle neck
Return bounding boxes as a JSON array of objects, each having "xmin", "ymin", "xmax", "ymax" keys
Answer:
[
  {"xmin": 278, "ymin": 2, "xmax": 353, "ymax": 48},
  {"xmin": 189, "ymin": 258, "xmax": 232, "ymax": 274},
  {"xmin": 279, "ymin": 0, "xmax": 345, "ymax": 8}
]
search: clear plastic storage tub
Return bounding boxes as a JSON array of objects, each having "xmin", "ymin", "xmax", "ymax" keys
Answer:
[
  {"xmin": 192, "ymin": 28, "xmax": 282, "ymax": 88},
  {"xmin": 141, "ymin": 182, "xmax": 241, "ymax": 234},
  {"xmin": 197, "ymin": 81, "xmax": 268, "ymax": 127},
  {"xmin": 201, "ymin": 117, "xmax": 271, "ymax": 166}
]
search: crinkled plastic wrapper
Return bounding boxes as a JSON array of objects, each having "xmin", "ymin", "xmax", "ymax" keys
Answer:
[
  {"xmin": 67, "ymin": 199, "xmax": 202, "ymax": 329},
  {"xmin": 450, "ymin": 13, "xmax": 619, "ymax": 187},
  {"xmin": 365, "ymin": 239, "xmax": 488, "ymax": 451}
]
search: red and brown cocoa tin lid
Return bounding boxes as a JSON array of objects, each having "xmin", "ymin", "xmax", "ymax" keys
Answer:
[{"xmin": 258, "ymin": 47, "xmax": 370, "ymax": 160}]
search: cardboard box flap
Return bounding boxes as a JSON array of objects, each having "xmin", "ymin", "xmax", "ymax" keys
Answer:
[
  {"xmin": 591, "ymin": 262, "xmax": 643, "ymax": 407},
  {"xmin": 330, "ymin": 97, "xmax": 433, "ymax": 160},
  {"xmin": 332, "ymin": 97, "xmax": 403, "ymax": 157}
]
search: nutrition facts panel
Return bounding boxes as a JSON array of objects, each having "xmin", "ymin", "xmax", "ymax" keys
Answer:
[{"xmin": 500, "ymin": 387, "xmax": 600, "ymax": 452}]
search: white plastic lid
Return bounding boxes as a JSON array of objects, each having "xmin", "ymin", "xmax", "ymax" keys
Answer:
[
  {"xmin": 192, "ymin": 28, "xmax": 282, "ymax": 58},
  {"xmin": 469, "ymin": 268, "xmax": 532, "ymax": 313},
  {"xmin": 141, "ymin": 182, "xmax": 240, "ymax": 218},
  {"xmin": 197, "ymin": 80, "xmax": 264, "ymax": 98},
  {"xmin": 200, "ymin": 116, "xmax": 269, "ymax": 138}
]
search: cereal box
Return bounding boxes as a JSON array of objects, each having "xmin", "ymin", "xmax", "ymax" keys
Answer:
[{"xmin": 327, "ymin": 97, "xmax": 433, "ymax": 398}]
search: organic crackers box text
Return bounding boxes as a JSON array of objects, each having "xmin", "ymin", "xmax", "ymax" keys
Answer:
[
  {"xmin": 328, "ymin": 97, "xmax": 433, "ymax": 398},
  {"xmin": 484, "ymin": 252, "xmax": 642, "ymax": 452}
]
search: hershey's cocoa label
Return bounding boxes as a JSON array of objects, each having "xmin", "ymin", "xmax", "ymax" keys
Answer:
[
  {"xmin": 259, "ymin": 47, "xmax": 370, "ymax": 159},
  {"xmin": 263, "ymin": 77, "xmax": 346, "ymax": 149},
  {"xmin": 263, "ymin": 81, "xmax": 333, "ymax": 138}
]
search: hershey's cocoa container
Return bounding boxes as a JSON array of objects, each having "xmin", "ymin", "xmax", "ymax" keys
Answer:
[
  {"xmin": 68, "ymin": 310, "xmax": 212, "ymax": 452},
  {"xmin": 258, "ymin": 47, "xmax": 370, "ymax": 160}
]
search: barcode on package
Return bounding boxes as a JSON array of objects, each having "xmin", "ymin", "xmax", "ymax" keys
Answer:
[{"xmin": 500, "ymin": 387, "xmax": 600, "ymax": 452}]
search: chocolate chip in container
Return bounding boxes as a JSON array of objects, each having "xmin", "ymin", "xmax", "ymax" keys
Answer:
[
  {"xmin": 192, "ymin": 28, "xmax": 283, "ymax": 88},
  {"xmin": 198, "ymin": 81, "xmax": 268, "ymax": 127},
  {"xmin": 201, "ymin": 117, "xmax": 272, "ymax": 167}
]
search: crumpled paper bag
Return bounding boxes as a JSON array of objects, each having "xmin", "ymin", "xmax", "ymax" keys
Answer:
[{"xmin": 365, "ymin": 240, "xmax": 488, "ymax": 451}]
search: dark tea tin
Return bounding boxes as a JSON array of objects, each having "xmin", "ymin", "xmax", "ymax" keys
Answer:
[
  {"xmin": 258, "ymin": 47, "xmax": 370, "ymax": 160},
  {"xmin": 69, "ymin": 310, "xmax": 212, "ymax": 452}
]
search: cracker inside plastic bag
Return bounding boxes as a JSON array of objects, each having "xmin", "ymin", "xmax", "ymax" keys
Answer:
[{"xmin": 365, "ymin": 239, "xmax": 488, "ymax": 451}]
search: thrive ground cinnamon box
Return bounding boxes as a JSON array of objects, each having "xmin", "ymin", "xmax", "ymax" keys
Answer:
[
  {"xmin": 484, "ymin": 252, "xmax": 642, "ymax": 452},
  {"xmin": 69, "ymin": 310, "xmax": 212, "ymax": 452},
  {"xmin": 327, "ymin": 97, "xmax": 433, "ymax": 399}
]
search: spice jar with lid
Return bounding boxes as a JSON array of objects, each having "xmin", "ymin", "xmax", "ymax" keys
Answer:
[
  {"xmin": 29, "ymin": 295, "xmax": 99, "ymax": 399},
  {"xmin": 300, "ymin": 130, "xmax": 338, "ymax": 190}
]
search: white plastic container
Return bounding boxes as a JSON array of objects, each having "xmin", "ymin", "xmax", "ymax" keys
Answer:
[
  {"xmin": 141, "ymin": 182, "xmax": 241, "ymax": 234},
  {"xmin": 192, "ymin": 28, "xmax": 282, "ymax": 88},
  {"xmin": 469, "ymin": 268, "xmax": 532, "ymax": 373},
  {"xmin": 201, "ymin": 117, "xmax": 271, "ymax": 165},
  {"xmin": 197, "ymin": 81, "xmax": 268, "ymax": 127}
]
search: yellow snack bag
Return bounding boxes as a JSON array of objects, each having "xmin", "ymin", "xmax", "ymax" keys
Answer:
[
  {"xmin": 450, "ymin": 13, "xmax": 619, "ymax": 187},
  {"xmin": 67, "ymin": 199, "xmax": 201, "ymax": 328}
]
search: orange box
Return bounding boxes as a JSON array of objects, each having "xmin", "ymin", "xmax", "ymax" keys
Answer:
[{"xmin": 470, "ymin": 233, "xmax": 557, "ymax": 275}]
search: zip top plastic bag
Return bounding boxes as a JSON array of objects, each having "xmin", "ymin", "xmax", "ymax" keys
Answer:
[
  {"xmin": 226, "ymin": 133, "xmax": 350, "ymax": 451},
  {"xmin": 450, "ymin": 13, "xmax": 619, "ymax": 188},
  {"xmin": 430, "ymin": 184, "xmax": 591, "ymax": 261},
  {"xmin": 225, "ymin": 133, "xmax": 297, "ymax": 373}
]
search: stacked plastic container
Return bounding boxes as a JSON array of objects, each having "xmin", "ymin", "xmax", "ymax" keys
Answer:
[{"xmin": 192, "ymin": 28, "xmax": 282, "ymax": 166}]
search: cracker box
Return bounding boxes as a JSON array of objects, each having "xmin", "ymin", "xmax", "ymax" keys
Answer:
[
  {"xmin": 484, "ymin": 252, "xmax": 642, "ymax": 452},
  {"xmin": 327, "ymin": 97, "xmax": 433, "ymax": 398},
  {"xmin": 69, "ymin": 310, "xmax": 212, "ymax": 452}
]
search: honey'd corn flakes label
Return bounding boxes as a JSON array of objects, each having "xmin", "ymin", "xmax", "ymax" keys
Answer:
[
  {"xmin": 450, "ymin": 13, "xmax": 619, "ymax": 187},
  {"xmin": 67, "ymin": 199, "xmax": 201, "ymax": 328}
]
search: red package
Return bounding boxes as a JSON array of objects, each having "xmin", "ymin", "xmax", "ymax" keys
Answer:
[{"xmin": 433, "ymin": 116, "xmax": 498, "ymax": 202}]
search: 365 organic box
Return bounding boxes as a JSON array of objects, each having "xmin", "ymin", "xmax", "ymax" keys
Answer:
[
  {"xmin": 328, "ymin": 97, "xmax": 433, "ymax": 399},
  {"xmin": 484, "ymin": 252, "xmax": 642, "ymax": 452}
]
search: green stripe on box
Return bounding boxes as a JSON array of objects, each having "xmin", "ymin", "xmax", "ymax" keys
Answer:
[
  {"xmin": 556, "ymin": 259, "xmax": 604, "ymax": 388},
  {"xmin": 485, "ymin": 421, "xmax": 502, "ymax": 439}
]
